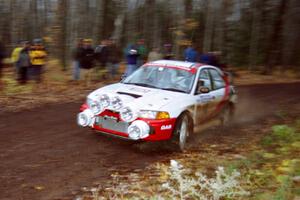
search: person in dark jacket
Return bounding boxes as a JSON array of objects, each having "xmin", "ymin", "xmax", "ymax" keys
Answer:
[
  {"xmin": 199, "ymin": 51, "xmax": 221, "ymax": 68},
  {"xmin": 107, "ymin": 39, "xmax": 121, "ymax": 79},
  {"xmin": 0, "ymin": 41, "xmax": 5, "ymax": 86},
  {"xmin": 136, "ymin": 39, "xmax": 147, "ymax": 67},
  {"xmin": 79, "ymin": 39, "xmax": 94, "ymax": 86},
  {"xmin": 94, "ymin": 40, "xmax": 109, "ymax": 68},
  {"xmin": 0, "ymin": 42, "xmax": 5, "ymax": 75},
  {"xmin": 199, "ymin": 53, "xmax": 211, "ymax": 64},
  {"xmin": 125, "ymin": 44, "xmax": 139, "ymax": 77},
  {"xmin": 163, "ymin": 43, "xmax": 174, "ymax": 60},
  {"xmin": 184, "ymin": 45, "xmax": 198, "ymax": 62},
  {"xmin": 72, "ymin": 38, "xmax": 83, "ymax": 80},
  {"xmin": 17, "ymin": 41, "xmax": 31, "ymax": 84}
]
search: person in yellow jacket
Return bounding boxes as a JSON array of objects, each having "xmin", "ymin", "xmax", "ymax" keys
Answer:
[
  {"xmin": 29, "ymin": 39, "xmax": 47, "ymax": 83},
  {"xmin": 11, "ymin": 41, "xmax": 23, "ymax": 76}
]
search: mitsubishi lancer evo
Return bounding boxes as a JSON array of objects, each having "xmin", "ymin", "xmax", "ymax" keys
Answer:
[{"xmin": 77, "ymin": 60, "xmax": 237, "ymax": 151}]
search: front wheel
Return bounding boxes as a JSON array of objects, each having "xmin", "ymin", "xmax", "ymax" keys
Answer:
[{"xmin": 172, "ymin": 113, "xmax": 192, "ymax": 152}]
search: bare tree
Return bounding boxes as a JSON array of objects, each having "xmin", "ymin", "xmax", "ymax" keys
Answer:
[
  {"xmin": 56, "ymin": 0, "xmax": 69, "ymax": 70},
  {"xmin": 0, "ymin": 0, "xmax": 298, "ymax": 71},
  {"xmin": 248, "ymin": 0, "xmax": 264, "ymax": 71},
  {"xmin": 265, "ymin": 0, "xmax": 289, "ymax": 74},
  {"xmin": 203, "ymin": 0, "xmax": 214, "ymax": 52}
]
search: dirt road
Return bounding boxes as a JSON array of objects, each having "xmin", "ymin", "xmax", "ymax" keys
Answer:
[{"xmin": 0, "ymin": 82, "xmax": 300, "ymax": 200}]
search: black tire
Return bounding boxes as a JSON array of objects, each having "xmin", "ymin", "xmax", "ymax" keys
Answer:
[{"xmin": 171, "ymin": 112, "xmax": 193, "ymax": 152}]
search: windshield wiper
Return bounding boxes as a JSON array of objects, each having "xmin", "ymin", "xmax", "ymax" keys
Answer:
[
  {"xmin": 161, "ymin": 87, "xmax": 187, "ymax": 93},
  {"xmin": 123, "ymin": 82, "xmax": 158, "ymax": 89}
]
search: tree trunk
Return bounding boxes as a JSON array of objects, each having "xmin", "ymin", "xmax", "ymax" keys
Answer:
[
  {"xmin": 248, "ymin": 0, "xmax": 263, "ymax": 71},
  {"xmin": 30, "ymin": 0, "xmax": 38, "ymax": 39},
  {"xmin": 94, "ymin": 0, "xmax": 103, "ymax": 43},
  {"xmin": 56, "ymin": 0, "xmax": 69, "ymax": 70},
  {"xmin": 203, "ymin": 0, "xmax": 214, "ymax": 52},
  {"xmin": 265, "ymin": 0, "xmax": 289, "ymax": 74}
]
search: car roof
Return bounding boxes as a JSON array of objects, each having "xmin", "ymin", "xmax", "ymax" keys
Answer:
[
  {"xmin": 151, "ymin": 60, "xmax": 197, "ymax": 68},
  {"xmin": 145, "ymin": 60, "xmax": 204, "ymax": 73}
]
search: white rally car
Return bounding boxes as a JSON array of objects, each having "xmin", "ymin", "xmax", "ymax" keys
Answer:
[{"xmin": 77, "ymin": 60, "xmax": 237, "ymax": 150}]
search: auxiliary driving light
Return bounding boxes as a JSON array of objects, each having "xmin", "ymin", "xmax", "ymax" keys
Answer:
[
  {"xmin": 111, "ymin": 96, "xmax": 123, "ymax": 111},
  {"xmin": 127, "ymin": 120, "xmax": 150, "ymax": 140},
  {"xmin": 99, "ymin": 94, "xmax": 110, "ymax": 108},
  {"xmin": 77, "ymin": 109, "xmax": 94, "ymax": 127},
  {"xmin": 87, "ymin": 98, "xmax": 103, "ymax": 115},
  {"xmin": 120, "ymin": 107, "xmax": 137, "ymax": 122}
]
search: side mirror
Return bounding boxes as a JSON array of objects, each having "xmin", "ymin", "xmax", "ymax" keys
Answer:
[
  {"xmin": 195, "ymin": 80, "xmax": 210, "ymax": 94},
  {"xmin": 120, "ymin": 74, "xmax": 127, "ymax": 81},
  {"xmin": 198, "ymin": 86, "xmax": 210, "ymax": 94}
]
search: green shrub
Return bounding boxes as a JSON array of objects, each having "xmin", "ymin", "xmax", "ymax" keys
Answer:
[
  {"xmin": 271, "ymin": 125, "xmax": 296, "ymax": 142},
  {"xmin": 261, "ymin": 135, "xmax": 274, "ymax": 147},
  {"xmin": 273, "ymin": 175, "xmax": 292, "ymax": 200},
  {"xmin": 294, "ymin": 119, "xmax": 300, "ymax": 132}
]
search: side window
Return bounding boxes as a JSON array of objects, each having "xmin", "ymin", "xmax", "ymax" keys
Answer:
[
  {"xmin": 209, "ymin": 69, "xmax": 225, "ymax": 90},
  {"xmin": 198, "ymin": 69, "xmax": 212, "ymax": 90}
]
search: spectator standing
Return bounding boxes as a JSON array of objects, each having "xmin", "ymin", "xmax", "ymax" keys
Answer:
[
  {"xmin": 209, "ymin": 51, "xmax": 222, "ymax": 69},
  {"xmin": 72, "ymin": 38, "xmax": 83, "ymax": 80},
  {"xmin": 184, "ymin": 45, "xmax": 198, "ymax": 62},
  {"xmin": 94, "ymin": 40, "xmax": 109, "ymax": 80},
  {"xmin": 79, "ymin": 39, "xmax": 95, "ymax": 86},
  {"xmin": 199, "ymin": 51, "xmax": 222, "ymax": 68},
  {"xmin": 163, "ymin": 44, "xmax": 174, "ymax": 60},
  {"xmin": 95, "ymin": 40, "xmax": 109, "ymax": 68},
  {"xmin": 11, "ymin": 40, "xmax": 23, "ymax": 77},
  {"xmin": 148, "ymin": 47, "xmax": 162, "ymax": 62},
  {"xmin": 0, "ymin": 41, "xmax": 5, "ymax": 89},
  {"xmin": 107, "ymin": 39, "xmax": 121, "ymax": 80},
  {"xmin": 29, "ymin": 39, "xmax": 47, "ymax": 83},
  {"xmin": 125, "ymin": 44, "xmax": 139, "ymax": 77},
  {"xmin": 17, "ymin": 41, "xmax": 31, "ymax": 84},
  {"xmin": 199, "ymin": 52, "xmax": 211, "ymax": 65},
  {"xmin": 136, "ymin": 39, "xmax": 147, "ymax": 67}
]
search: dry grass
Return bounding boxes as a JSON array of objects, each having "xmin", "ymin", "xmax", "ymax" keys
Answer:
[{"xmin": 234, "ymin": 69, "xmax": 300, "ymax": 86}]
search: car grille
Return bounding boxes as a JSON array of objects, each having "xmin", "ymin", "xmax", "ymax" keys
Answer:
[{"xmin": 95, "ymin": 116, "xmax": 129, "ymax": 133}]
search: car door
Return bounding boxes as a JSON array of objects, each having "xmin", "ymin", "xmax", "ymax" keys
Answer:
[
  {"xmin": 207, "ymin": 68, "xmax": 228, "ymax": 118},
  {"xmin": 194, "ymin": 69, "xmax": 215, "ymax": 125}
]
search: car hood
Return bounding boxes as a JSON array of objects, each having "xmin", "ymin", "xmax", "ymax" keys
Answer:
[{"xmin": 88, "ymin": 83, "xmax": 187, "ymax": 111}]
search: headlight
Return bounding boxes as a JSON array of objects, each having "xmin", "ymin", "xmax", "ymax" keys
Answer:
[
  {"xmin": 139, "ymin": 110, "xmax": 170, "ymax": 119},
  {"xmin": 128, "ymin": 120, "xmax": 150, "ymax": 140},
  {"xmin": 120, "ymin": 107, "xmax": 137, "ymax": 122},
  {"xmin": 99, "ymin": 94, "xmax": 110, "ymax": 108},
  {"xmin": 139, "ymin": 110, "xmax": 157, "ymax": 119},
  {"xmin": 77, "ymin": 109, "xmax": 94, "ymax": 127},
  {"xmin": 87, "ymin": 98, "xmax": 102, "ymax": 115},
  {"xmin": 111, "ymin": 96, "xmax": 123, "ymax": 111}
]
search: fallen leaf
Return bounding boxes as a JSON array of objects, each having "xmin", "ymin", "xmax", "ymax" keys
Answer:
[
  {"xmin": 262, "ymin": 153, "xmax": 276, "ymax": 159},
  {"xmin": 34, "ymin": 186, "xmax": 45, "ymax": 190}
]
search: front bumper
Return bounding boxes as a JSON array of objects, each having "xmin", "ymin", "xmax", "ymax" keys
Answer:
[{"xmin": 79, "ymin": 105, "xmax": 176, "ymax": 141}]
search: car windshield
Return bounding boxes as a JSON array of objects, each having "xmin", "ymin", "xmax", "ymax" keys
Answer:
[{"xmin": 122, "ymin": 65, "xmax": 196, "ymax": 93}]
